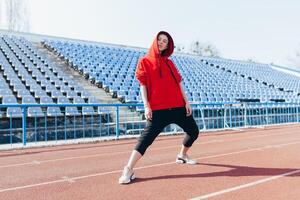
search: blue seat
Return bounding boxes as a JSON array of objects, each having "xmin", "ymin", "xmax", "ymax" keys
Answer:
[
  {"xmin": 22, "ymin": 95, "xmax": 44, "ymax": 117},
  {"xmin": 57, "ymin": 96, "xmax": 80, "ymax": 116},
  {"xmin": 80, "ymin": 91, "xmax": 91, "ymax": 99},
  {"xmin": 17, "ymin": 90, "xmax": 31, "ymax": 98},
  {"xmin": 39, "ymin": 96, "xmax": 62, "ymax": 116},
  {"xmin": 60, "ymin": 85, "xmax": 71, "ymax": 93},
  {"xmin": 27, "ymin": 107, "xmax": 44, "ymax": 117},
  {"xmin": 0, "ymin": 84, "xmax": 10, "ymax": 89},
  {"xmin": 73, "ymin": 96, "xmax": 85, "ymax": 104},
  {"xmin": 10, "ymin": 79, "xmax": 23, "ymax": 86},
  {"xmin": 34, "ymin": 90, "xmax": 48, "ymax": 98},
  {"xmin": 82, "ymin": 106, "xmax": 96, "ymax": 115},
  {"xmin": 57, "ymin": 96, "xmax": 70, "ymax": 104},
  {"xmin": 46, "ymin": 85, "xmax": 57, "ymax": 93},
  {"xmin": 40, "ymin": 80, "xmax": 50, "ymax": 87},
  {"xmin": 67, "ymin": 91, "xmax": 78, "ymax": 99},
  {"xmin": 73, "ymin": 85, "xmax": 84, "ymax": 93},
  {"xmin": 0, "ymin": 89, "xmax": 13, "ymax": 97},
  {"xmin": 72, "ymin": 96, "xmax": 95, "ymax": 115},
  {"xmin": 29, "ymin": 85, "xmax": 42, "ymax": 93},
  {"xmin": 13, "ymin": 84, "xmax": 26, "ymax": 92},
  {"xmin": 22, "ymin": 95, "xmax": 36, "ymax": 104},
  {"xmin": 65, "ymin": 106, "xmax": 80, "ymax": 116},
  {"xmin": 51, "ymin": 90, "xmax": 64, "ymax": 98},
  {"xmin": 54, "ymin": 81, "xmax": 65, "ymax": 88},
  {"xmin": 6, "ymin": 107, "xmax": 23, "ymax": 118},
  {"xmin": 124, "ymin": 95, "xmax": 137, "ymax": 103},
  {"xmin": 1, "ymin": 95, "xmax": 22, "ymax": 118},
  {"xmin": 46, "ymin": 107, "xmax": 63, "ymax": 117},
  {"xmin": 79, "ymin": 97, "xmax": 98, "ymax": 115},
  {"xmin": 88, "ymin": 97, "xmax": 100, "ymax": 104},
  {"xmin": 2, "ymin": 95, "xmax": 18, "ymax": 104},
  {"xmin": 25, "ymin": 79, "xmax": 37, "ymax": 87}
]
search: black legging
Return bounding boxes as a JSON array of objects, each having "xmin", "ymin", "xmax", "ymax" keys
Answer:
[{"xmin": 135, "ymin": 107, "xmax": 199, "ymax": 155}]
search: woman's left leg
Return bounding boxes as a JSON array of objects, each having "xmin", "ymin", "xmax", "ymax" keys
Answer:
[{"xmin": 175, "ymin": 113, "xmax": 199, "ymax": 164}]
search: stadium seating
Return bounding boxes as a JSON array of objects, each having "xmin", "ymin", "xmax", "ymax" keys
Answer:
[
  {"xmin": 1, "ymin": 33, "xmax": 300, "ymax": 145},
  {"xmin": 0, "ymin": 35, "xmax": 96, "ymax": 118},
  {"xmin": 42, "ymin": 39, "xmax": 300, "ymax": 106}
]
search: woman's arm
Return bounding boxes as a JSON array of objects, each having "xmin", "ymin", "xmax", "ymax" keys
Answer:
[
  {"xmin": 179, "ymin": 82, "xmax": 192, "ymax": 116},
  {"xmin": 140, "ymin": 85, "xmax": 152, "ymax": 120}
]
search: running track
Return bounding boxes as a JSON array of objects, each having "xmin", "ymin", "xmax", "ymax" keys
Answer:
[{"xmin": 0, "ymin": 124, "xmax": 299, "ymax": 200}]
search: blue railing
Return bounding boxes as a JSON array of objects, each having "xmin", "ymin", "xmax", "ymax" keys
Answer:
[{"xmin": 0, "ymin": 102, "xmax": 299, "ymax": 148}]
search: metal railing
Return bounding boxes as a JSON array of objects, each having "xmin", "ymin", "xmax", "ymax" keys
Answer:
[{"xmin": 0, "ymin": 102, "xmax": 299, "ymax": 148}]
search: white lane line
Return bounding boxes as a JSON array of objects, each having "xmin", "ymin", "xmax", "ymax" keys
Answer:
[
  {"xmin": 0, "ymin": 130, "xmax": 297, "ymax": 169},
  {"xmin": 0, "ymin": 179, "xmax": 67, "ymax": 193},
  {"xmin": 190, "ymin": 169, "xmax": 300, "ymax": 200},
  {"xmin": 62, "ymin": 176, "xmax": 75, "ymax": 183},
  {"xmin": 32, "ymin": 160, "xmax": 41, "ymax": 165},
  {"xmin": 0, "ymin": 140, "xmax": 222, "ymax": 169},
  {"xmin": 0, "ymin": 140, "xmax": 300, "ymax": 193}
]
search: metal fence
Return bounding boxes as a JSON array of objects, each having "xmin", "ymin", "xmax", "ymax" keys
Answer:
[{"xmin": 0, "ymin": 102, "xmax": 299, "ymax": 148}]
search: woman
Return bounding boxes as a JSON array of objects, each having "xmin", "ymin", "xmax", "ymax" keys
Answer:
[{"xmin": 119, "ymin": 31, "xmax": 199, "ymax": 184}]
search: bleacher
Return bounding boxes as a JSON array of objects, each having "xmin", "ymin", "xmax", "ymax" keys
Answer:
[
  {"xmin": 1, "ymin": 33, "xmax": 300, "ymax": 147},
  {"xmin": 0, "ymin": 35, "xmax": 115, "ymax": 143},
  {"xmin": 0, "ymin": 35, "xmax": 98, "ymax": 116},
  {"xmin": 202, "ymin": 57, "xmax": 300, "ymax": 101},
  {"xmin": 42, "ymin": 40, "xmax": 144, "ymax": 104},
  {"xmin": 42, "ymin": 39, "xmax": 300, "ymax": 107}
]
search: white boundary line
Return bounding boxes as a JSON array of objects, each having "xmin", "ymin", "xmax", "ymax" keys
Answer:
[
  {"xmin": 0, "ymin": 130, "xmax": 298, "ymax": 169},
  {"xmin": 0, "ymin": 140, "xmax": 300, "ymax": 193},
  {"xmin": 190, "ymin": 169, "xmax": 300, "ymax": 200},
  {"xmin": 0, "ymin": 140, "xmax": 221, "ymax": 169}
]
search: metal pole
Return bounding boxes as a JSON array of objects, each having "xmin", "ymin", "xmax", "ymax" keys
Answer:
[
  {"xmin": 116, "ymin": 106, "xmax": 120, "ymax": 139},
  {"xmin": 22, "ymin": 107, "xmax": 27, "ymax": 146}
]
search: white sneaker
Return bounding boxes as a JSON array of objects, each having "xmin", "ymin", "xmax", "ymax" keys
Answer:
[
  {"xmin": 176, "ymin": 154, "xmax": 197, "ymax": 165},
  {"xmin": 118, "ymin": 166, "xmax": 136, "ymax": 184}
]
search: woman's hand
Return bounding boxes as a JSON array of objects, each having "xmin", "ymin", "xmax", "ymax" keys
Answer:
[
  {"xmin": 145, "ymin": 106, "xmax": 152, "ymax": 121},
  {"xmin": 185, "ymin": 102, "xmax": 192, "ymax": 116}
]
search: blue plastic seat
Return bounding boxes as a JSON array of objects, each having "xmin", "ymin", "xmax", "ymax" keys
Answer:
[
  {"xmin": 17, "ymin": 90, "xmax": 31, "ymax": 98},
  {"xmin": 6, "ymin": 107, "xmax": 23, "ymax": 118},
  {"xmin": 2, "ymin": 95, "xmax": 18, "ymax": 104},
  {"xmin": 22, "ymin": 95, "xmax": 36, "ymax": 104},
  {"xmin": 34, "ymin": 90, "xmax": 48, "ymax": 98},
  {"xmin": 80, "ymin": 91, "xmax": 92, "ymax": 99},
  {"xmin": 65, "ymin": 106, "xmax": 80, "ymax": 116},
  {"xmin": 51, "ymin": 90, "xmax": 64, "ymax": 98},
  {"xmin": 22, "ymin": 96, "xmax": 44, "ymax": 117},
  {"xmin": 29, "ymin": 85, "xmax": 42, "ymax": 93},
  {"xmin": 13, "ymin": 84, "xmax": 26, "ymax": 92},
  {"xmin": 67, "ymin": 91, "xmax": 78, "ymax": 99},
  {"xmin": 46, "ymin": 107, "xmax": 63, "ymax": 117},
  {"xmin": 0, "ymin": 89, "xmax": 13, "ymax": 97},
  {"xmin": 46, "ymin": 85, "xmax": 57, "ymax": 93},
  {"xmin": 57, "ymin": 96, "xmax": 70, "ymax": 104}
]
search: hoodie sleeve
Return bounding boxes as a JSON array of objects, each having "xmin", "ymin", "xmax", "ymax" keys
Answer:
[
  {"xmin": 135, "ymin": 59, "xmax": 147, "ymax": 86},
  {"xmin": 168, "ymin": 60, "xmax": 182, "ymax": 83}
]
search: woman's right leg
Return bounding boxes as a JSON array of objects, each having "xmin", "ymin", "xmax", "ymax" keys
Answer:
[
  {"xmin": 119, "ymin": 113, "xmax": 168, "ymax": 184},
  {"xmin": 134, "ymin": 119, "xmax": 166, "ymax": 157},
  {"xmin": 126, "ymin": 150, "xmax": 142, "ymax": 169}
]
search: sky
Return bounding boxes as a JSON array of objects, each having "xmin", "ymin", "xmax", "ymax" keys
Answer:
[{"xmin": 3, "ymin": 0, "xmax": 300, "ymax": 66}]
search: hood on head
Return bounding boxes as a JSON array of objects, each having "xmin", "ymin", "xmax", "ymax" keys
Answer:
[{"xmin": 148, "ymin": 31, "xmax": 174, "ymax": 58}]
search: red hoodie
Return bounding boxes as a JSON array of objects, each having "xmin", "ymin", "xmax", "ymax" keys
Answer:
[{"xmin": 135, "ymin": 31, "xmax": 186, "ymax": 111}]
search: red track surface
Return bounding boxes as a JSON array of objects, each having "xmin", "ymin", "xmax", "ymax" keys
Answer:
[{"xmin": 0, "ymin": 124, "xmax": 299, "ymax": 200}]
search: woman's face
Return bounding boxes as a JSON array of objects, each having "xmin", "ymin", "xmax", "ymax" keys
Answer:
[{"xmin": 157, "ymin": 34, "xmax": 168, "ymax": 53}]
